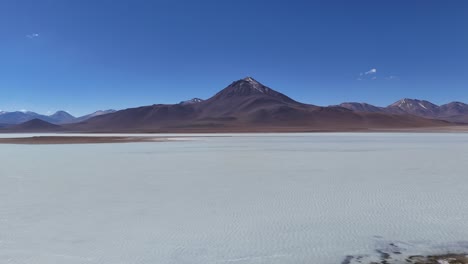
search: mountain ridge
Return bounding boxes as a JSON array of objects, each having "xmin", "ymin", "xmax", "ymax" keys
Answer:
[
  {"xmin": 0, "ymin": 109, "xmax": 116, "ymax": 125},
  {"xmin": 2, "ymin": 77, "xmax": 465, "ymax": 133},
  {"xmin": 339, "ymin": 99, "xmax": 468, "ymax": 122},
  {"xmin": 9, "ymin": 118, "xmax": 63, "ymax": 132},
  {"xmin": 61, "ymin": 77, "xmax": 453, "ymax": 132}
]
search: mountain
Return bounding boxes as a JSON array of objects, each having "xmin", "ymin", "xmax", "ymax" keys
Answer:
[
  {"xmin": 339, "ymin": 99, "xmax": 468, "ymax": 123},
  {"xmin": 386, "ymin": 98, "xmax": 440, "ymax": 118},
  {"xmin": 0, "ymin": 109, "xmax": 116, "ymax": 125},
  {"xmin": 8, "ymin": 119, "xmax": 63, "ymax": 132},
  {"xmin": 180, "ymin": 98, "xmax": 204, "ymax": 105},
  {"xmin": 66, "ymin": 77, "xmax": 449, "ymax": 133},
  {"xmin": 439, "ymin": 102, "xmax": 468, "ymax": 116},
  {"xmin": 0, "ymin": 111, "xmax": 43, "ymax": 124},
  {"xmin": 196, "ymin": 77, "xmax": 311, "ymax": 120},
  {"xmin": 338, "ymin": 103, "xmax": 384, "ymax": 113},
  {"xmin": 437, "ymin": 102, "xmax": 468, "ymax": 123},
  {"xmin": 209, "ymin": 77, "xmax": 297, "ymax": 103},
  {"xmin": 74, "ymin": 110, "xmax": 116, "ymax": 123},
  {"xmin": 49, "ymin": 111, "xmax": 76, "ymax": 124}
]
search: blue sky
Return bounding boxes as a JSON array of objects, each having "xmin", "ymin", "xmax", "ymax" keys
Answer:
[{"xmin": 0, "ymin": 0, "xmax": 467, "ymax": 116}]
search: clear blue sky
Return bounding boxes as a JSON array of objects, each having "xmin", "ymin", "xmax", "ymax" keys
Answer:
[{"xmin": 0, "ymin": 0, "xmax": 467, "ymax": 116}]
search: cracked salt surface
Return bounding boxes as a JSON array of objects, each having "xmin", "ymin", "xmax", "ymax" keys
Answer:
[{"xmin": 0, "ymin": 133, "xmax": 468, "ymax": 263}]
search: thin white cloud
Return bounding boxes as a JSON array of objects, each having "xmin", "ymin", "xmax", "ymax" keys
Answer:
[
  {"xmin": 357, "ymin": 68, "xmax": 378, "ymax": 81},
  {"xmin": 365, "ymin": 68, "xmax": 377, "ymax": 75},
  {"xmin": 385, "ymin": 75, "xmax": 400, "ymax": 80},
  {"xmin": 26, "ymin": 33, "xmax": 40, "ymax": 39}
]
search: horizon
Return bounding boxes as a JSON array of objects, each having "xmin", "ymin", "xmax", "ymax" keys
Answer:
[
  {"xmin": 1, "ymin": 75, "xmax": 468, "ymax": 117},
  {"xmin": 1, "ymin": 0, "xmax": 467, "ymax": 116}
]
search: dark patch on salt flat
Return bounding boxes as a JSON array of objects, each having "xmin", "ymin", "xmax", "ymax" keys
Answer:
[{"xmin": 342, "ymin": 241, "xmax": 468, "ymax": 264}]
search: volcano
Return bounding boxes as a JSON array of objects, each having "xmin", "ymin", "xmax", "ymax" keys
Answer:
[{"xmin": 61, "ymin": 77, "xmax": 449, "ymax": 133}]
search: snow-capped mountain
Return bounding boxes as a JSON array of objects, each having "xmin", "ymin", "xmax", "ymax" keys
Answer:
[
  {"xmin": 0, "ymin": 109, "xmax": 116, "ymax": 125},
  {"xmin": 180, "ymin": 98, "xmax": 204, "ymax": 104},
  {"xmin": 386, "ymin": 98, "xmax": 440, "ymax": 117},
  {"xmin": 338, "ymin": 98, "xmax": 468, "ymax": 123},
  {"xmin": 211, "ymin": 77, "xmax": 294, "ymax": 102}
]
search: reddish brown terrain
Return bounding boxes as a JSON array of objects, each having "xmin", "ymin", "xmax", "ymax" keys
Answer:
[{"xmin": 2, "ymin": 77, "xmax": 461, "ymax": 133}]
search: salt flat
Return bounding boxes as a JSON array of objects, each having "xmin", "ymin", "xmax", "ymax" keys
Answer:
[{"xmin": 0, "ymin": 133, "xmax": 468, "ymax": 264}]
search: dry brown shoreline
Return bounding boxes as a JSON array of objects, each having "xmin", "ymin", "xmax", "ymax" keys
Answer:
[
  {"xmin": 0, "ymin": 136, "xmax": 171, "ymax": 145},
  {"xmin": 1, "ymin": 127, "xmax": 468, "ymax": 145}
]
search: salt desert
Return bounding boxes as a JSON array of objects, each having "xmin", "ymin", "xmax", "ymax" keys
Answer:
[{"xmin": 1, "ymin": 133, "xmax": 468, "ymax": 263}]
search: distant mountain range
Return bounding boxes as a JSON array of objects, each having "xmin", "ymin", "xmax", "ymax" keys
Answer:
[
  {"xmin": 337, "ymin": 99, "xmax": 468, "ymax": 123},
  {"xmin": 0, "ymin": 110, "xmax": 116, "ymax": 125},
  {"xmin": 2, "ymin": 77, "xmax": 466, "ymax": 133}
]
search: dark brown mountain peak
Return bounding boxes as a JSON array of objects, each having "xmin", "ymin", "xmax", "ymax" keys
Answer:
[
  {"xmin": 9, "ymin": 118, "xmax": 63, "ymax": 132},
  {"xmin": 241, "ymin": 77, "xmax": 265, "ymax": 90},
  {"xmin": 225, "ymin": 77, "xmax": 271, "ymax": 95},
  {"xmin": 209, "ymin": 77, "xmax": 296, "ymax": 104}
]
